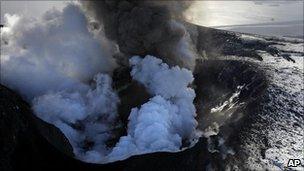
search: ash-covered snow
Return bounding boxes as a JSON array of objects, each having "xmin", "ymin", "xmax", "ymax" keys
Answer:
[
  {"xmin": 210, "ymin": 85, "xmax": 244, "ymax": 114},
  {"xmin": 251, "ymin": 53, "xmax": 303, "ymax": 171},
  {"xmin": 1, "ymin": 2, "xmax": 303, "ymax": 169},
  {"xmin": 223, "ymin": 36, "xmax": 304, "ymax": 170}
]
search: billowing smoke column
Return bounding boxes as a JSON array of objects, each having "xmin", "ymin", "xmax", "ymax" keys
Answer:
[
  {"xmin": 1, "ymin": 3, "xmax": 198, "ymax": 163},
  {"xmin": 1, "ymin": 4, "xmax": 120, "ymax": 162},
  {"xmin": 0, "ymin": 4, "xmax": 117, "ymax": 100},
  {"xmin": 108, "ymin": 56, "xmax": 198, "ymax": 161},
  {"xmin": 82, "ymin": 0, "xmax": 198, "ymax": 70}
]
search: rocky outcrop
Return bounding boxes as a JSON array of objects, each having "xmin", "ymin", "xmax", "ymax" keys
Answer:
[
  {"xmin": 185, "ymin": 23, "xmax": 292, "ymax": 61},
  {"xmin": 0, "ymin": 84, "xmax": 211, "ymax": 170},
  {"xmin": 0, "ymin": 57, "xmax": 268, "ymax": 170},
  {"xmin": 2, "ymin": 23, "xmax": 302, "ymax": 170}
]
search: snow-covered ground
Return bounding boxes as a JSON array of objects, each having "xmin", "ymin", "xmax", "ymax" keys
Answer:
[
  {"xmin": 1, "ymin": 1, "xmax": 303, "ymax": 169},
  {"xmin": 225, "ymin": 35, "xmax": 304, "ymax": 170}
]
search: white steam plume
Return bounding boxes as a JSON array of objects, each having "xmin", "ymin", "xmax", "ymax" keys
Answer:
[
  {"xmin": 32, "ymin": 74, "xmax": 120, "ymax": 162},
  {"xmin": 1, "ymin": 4, "xmax": 120, "ymax": 162},
  {"xmin": 1, "ymin": 4, "xmax": 117, "ymax": 100},
  {"xmin": 1, "ymin": 4, "xmax": 198, "ymax": 164},
  {"xmin": 108, "ymin": 56, "xmax": 198, "ymax": 161}
]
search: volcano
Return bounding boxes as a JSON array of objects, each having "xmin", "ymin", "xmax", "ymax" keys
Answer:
[{"xmin": 0, "ymin": 2, "xmax": 303, "ymax": 171}]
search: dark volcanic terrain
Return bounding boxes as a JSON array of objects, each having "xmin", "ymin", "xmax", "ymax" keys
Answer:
[{"xmin": 1, "ymin": 24, "xmax": 303, "ymax": 170}]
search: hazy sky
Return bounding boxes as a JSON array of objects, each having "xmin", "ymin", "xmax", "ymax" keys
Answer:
[
  {"xmin": 1, "ymin": 1, "xmax": 303, "ymax": 25},
  {"xmin": 186, "ymin": 1, "xmax": 303, "ymax": 26},
  {"xmin": 1, "ymin": 1, "xmax": 303, "ymax": 37}
]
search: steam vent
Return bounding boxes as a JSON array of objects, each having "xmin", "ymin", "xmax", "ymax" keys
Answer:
[{"xmin": 1, "ymin": 1, "xmax": 303, "ymax": 170}]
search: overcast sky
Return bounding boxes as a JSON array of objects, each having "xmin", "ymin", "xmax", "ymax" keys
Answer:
[
  {"xmin": 1, "ymin": 1, "xmax": 303, "ymax": 37},
  {"xmin": 1, "ymin": 1, "xmax": 303, "ymax": 25}
]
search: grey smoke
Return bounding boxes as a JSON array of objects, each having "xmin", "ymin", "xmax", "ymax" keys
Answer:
[
  {"xmin": 1, "ymin": 2, "xmax": 200, "ymax": 163},
  {"xmin": 82, "ymin": 0, "xmax": 198, "ymax": 70}
]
